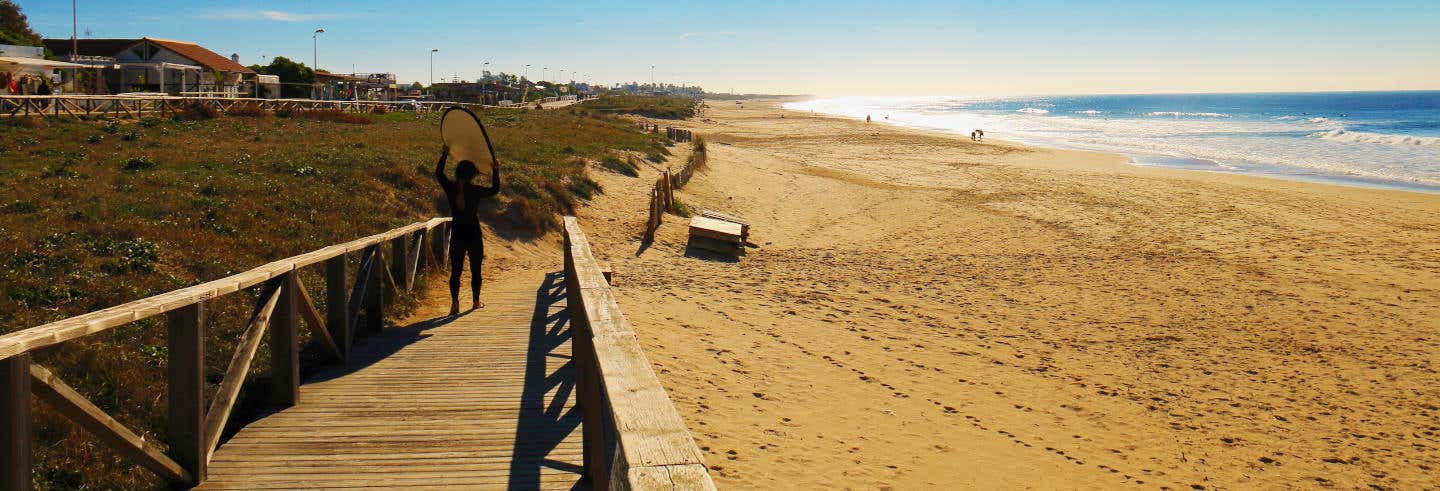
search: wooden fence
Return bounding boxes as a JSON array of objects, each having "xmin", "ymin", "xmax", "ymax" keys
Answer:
[
  {"xmin": 562, "ymin": 217, "xmax": 716, "ymax": 489},
  {"xmin": 0, "ymin": 95, "xmax": 474, "ymax": 119},
  {"xmin": 642, "ymin": 140, "xmax": 706, "ymax": 242},
  {"xmin": 0, "ymin": 217, "xmax": 453, "ymax": 489},
  {"xmin": 665, "ymin": 127, "xmax": 693, "ymax": 142}
]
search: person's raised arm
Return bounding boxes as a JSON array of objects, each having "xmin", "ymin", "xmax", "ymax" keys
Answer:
[
  {"xmin": 478, "ymin": 157, "xmax": 501, "ymax": 197},
  {"xmin": 434, "ymin": 146, "xmax": 452, "ymax": 188}
]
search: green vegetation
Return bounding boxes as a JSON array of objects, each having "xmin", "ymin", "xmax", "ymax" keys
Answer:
[
  {"xmin": 599, "ymin": 155, "xmax": 640, "ymax": 177},
  {"xmin": 670, "ymin": 196, "xmax": 693, "ymax": 217},
  {"xmin": 580, "ymin": 94, "xmax": 700, "ymax": 119},
  {"xmin": 0, "ymin": 0, "xmax": 42, "ymax": 47},
  {"xmin": 0, "ymin": 106, "xmax": 667, "ymax": 489},
  {"xmin": 247, "ymin": 56, "xmax": 317, "ymax": 98}
]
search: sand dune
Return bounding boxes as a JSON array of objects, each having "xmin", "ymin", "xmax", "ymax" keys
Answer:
[{"xmin": 493, "ymin": 99, "xmax": 1439, "ymax": 489}]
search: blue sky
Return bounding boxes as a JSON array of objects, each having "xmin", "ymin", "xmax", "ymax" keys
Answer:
[{"xmin": 20, "ymin": 0, "xmax": 1440, "ymax": 95}]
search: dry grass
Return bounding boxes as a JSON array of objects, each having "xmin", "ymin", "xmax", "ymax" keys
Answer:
[
  {"xmin": 0, "ymin": 107, "xmax": 666, "ymax": 489},
  {"xmin": 689, "ymin": 137, "xmax": 708, "ymax": 171}
]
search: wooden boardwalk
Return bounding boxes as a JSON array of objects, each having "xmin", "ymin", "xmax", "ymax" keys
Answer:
[{"xmin": 198, "ymin": 271, "xmax": 584, "ymax": 490}]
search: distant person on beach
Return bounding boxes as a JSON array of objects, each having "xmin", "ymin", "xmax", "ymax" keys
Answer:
[
  {"xmin": 976, "ymin": 129, "xmax": 985, "ymax": 141},
  {"xmin": 971, "ymin": 130, "xmax": 977, "ymax": 141},
  {"xmin": 435, "ymin": 145, "xmax": 501, "ymax": 314},
  {"xmin": 866, "ymin": 114, "xmax": 871, "ymax": 123}
]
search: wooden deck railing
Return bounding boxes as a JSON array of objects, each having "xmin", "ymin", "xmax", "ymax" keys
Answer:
[
  {"xmin": 0, "ymin": 217, "xmax": 452, "ymax": 490},
  {"xmin": 563, "ymin": 217, "xmax": 717, "ymax": 490},
  {"xmin": 0, "ymin": 95, "xmax": 475, "ymax": 118}
]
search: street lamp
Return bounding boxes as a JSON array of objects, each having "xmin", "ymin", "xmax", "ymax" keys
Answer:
[
  {"xmin": 313, "ymin": 28, "xmax": 325, "ymax": 70},
  {"xmin": 482, "ymin": 61, "xmax": 490, "ymax": 78},
  {"xmin": 524, "ymin": 64, "xmax": 530, "ymax": 81},
  {"xmin": 429, "ymin": 48, "xmax": 439, "ymax": 90},
  {"xmin": 542, "ymin": 67, "xmax": 547, "ymax": 82},
  {"xmin": 650, "ymin": 65, "xmax": 655, "ymax": 86}
]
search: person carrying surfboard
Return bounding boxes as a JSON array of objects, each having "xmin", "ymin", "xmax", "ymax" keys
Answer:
[{"xmin": 435, "ymin": 144, "xmax": 500, "ymax": 314}]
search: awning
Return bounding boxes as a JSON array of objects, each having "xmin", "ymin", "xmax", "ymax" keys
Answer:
[{"xmin": 0, "ymin": 57, "xmax": 87, "ymax": 68}]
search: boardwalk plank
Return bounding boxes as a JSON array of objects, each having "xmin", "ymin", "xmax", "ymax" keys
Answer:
[{"xmin": 198, "ymin": 271, "xmax": 581, "ymax": 490}]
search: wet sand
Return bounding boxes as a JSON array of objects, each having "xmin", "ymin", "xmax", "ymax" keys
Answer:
[{"xmin": 501, "ymin": 98, "xmax": 1440, "ymax": 489}]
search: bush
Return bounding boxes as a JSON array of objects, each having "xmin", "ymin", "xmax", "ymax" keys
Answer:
[
  {"xmin": 226, "ymin": 103, "xmax": 269, "ymax": 118},
  {"xmin": 121, "ymin": 156, "xmax": 156, "ymax": 172},
  {"xmin": 174, "ymin": 101, "xmax": 219, "ymax": 121},
  {"xmin": 600, "ymin": 155, "xmax": 639, "ymax": 177},
  {"xmin": 670, "ymin": 196, "xmax": 692, "ymax": 217}
]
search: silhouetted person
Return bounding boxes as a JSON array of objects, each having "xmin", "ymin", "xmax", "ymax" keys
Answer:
[{"xmin": 435, "ymin": 145, "xmax": 500, "ymax": 314}]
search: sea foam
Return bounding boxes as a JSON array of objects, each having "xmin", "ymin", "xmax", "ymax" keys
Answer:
[
  {"xmin": 1311, "ymin": 129, "xmax": 1440, "ymax": 147},
  {"xmin": 1147, "ymin": 111, "xmax": 1231, "ymax": 118},
  {"xmin": 1017, "ymin": 108, "xmax": 1050, "ymax": 114}
]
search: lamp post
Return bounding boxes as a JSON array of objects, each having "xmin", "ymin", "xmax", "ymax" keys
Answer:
[
  {"xmin": 429, "ymin": 48, "xmax": 439, "ymax": 91},
  {"xmin": 542, "ymin": 67, "xmax": 547, "ymax": 82},
  {"xmin": 312, "ymin": 28, "xmax": 324, "ymax": 70},
  {"xmin": 482, "ymin": 61, "xmax": 490, "ymax": 78},
  {"xmin": 650, "ymin": 65, "xmax": 655, "ymax": 86},
  {"xmin": 524, "ymin": 64, "xmax": 530, "ymax": 81}
]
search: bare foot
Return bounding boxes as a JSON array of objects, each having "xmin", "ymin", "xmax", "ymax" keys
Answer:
[
  {"xmin": 449, "ymin": 302, "xmax": 459, "ymax": 316},
  {"xmin": 474, "ymin": 300, "xmax": 485, "ymax": 310}
]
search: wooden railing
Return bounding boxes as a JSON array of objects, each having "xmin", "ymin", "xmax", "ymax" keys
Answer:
[
  {"xmin": 0, "ymin": 95, "xmax": 475, "ymax": 118},
  {"xmin": 0, "ymin": 217, "xmax": 453, "ymax": 489},
  {"xmin": 563, "ymin": 217, "xmax": 717, "ymax": 490}
]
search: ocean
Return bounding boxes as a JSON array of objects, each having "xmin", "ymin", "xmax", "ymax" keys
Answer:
[{"xmin": 786, "ymin": 91, "xmax": 1440, "ymax": 193}]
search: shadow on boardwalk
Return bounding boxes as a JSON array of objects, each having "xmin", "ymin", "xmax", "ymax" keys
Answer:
[
  {"xmin": 509, "ymin": 271, "xmax": 585, "ymax": 489},
  {"xmin": 204, "ymin": 271, "xmax": 587, "ymax": 489}
]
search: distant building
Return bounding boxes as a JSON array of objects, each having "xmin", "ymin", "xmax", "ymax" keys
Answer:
[
  {"xmin": 1, "ymin": 44, "xmax": 87, "ymax": 94},
  {"xmin": 43, "ymin": 37, "xmax": 255, "ymax": 96},
  {"xmin": 313, "ymin": 72, "xmax": 399, "ymax": 101}
]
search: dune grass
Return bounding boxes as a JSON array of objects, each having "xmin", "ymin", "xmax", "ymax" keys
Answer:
[
  {"xmin": 579, "ymin": 94, "xmax": 700, "ymax": 119},
  {"xmin": 0, "ymin": 107, "xmax": 666, "ymax": 489}
]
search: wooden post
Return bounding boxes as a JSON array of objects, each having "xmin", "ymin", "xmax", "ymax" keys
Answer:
[
  {"xmin": 390, "ymin": 236, "xmax": 408, "ymax": 291},
  {"xmin": 365, "ymin": 247, "xmax": 385, "ymax": 335},
  {"xmin": 269, "ymin": 273, "xmax": 300, "ymax": 408},
  {"xmin": 326, "ymin": 255, "xmax": 350, "ymax": 363},
  {"xmin": 1, "ymin": 354, "xmax": 31, "ymax": 491},
  {"xmin": 166, "ymin": 303, "xmax": 206, "ymax": 485},
  {"xmin": 430, "ymin": 225, "xmax": 446, "ymax": 270}
]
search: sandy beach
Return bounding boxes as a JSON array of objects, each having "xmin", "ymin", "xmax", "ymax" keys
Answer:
[{"xmin": 485, "ymin": 98, "xmax": 1439, "ymax": 489}]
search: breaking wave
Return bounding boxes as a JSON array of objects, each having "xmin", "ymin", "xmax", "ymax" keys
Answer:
[
  {"xmin": 1310, "ymin": 129, "xmax": 1440, "ymax": 147},
  {"xmin": 1016, "ymin": 107, "xmax": 1050, "ymax": 114},
  {"xmin": 1147, "ymin": 111, "xmax": 1231, "ymax": 118}
]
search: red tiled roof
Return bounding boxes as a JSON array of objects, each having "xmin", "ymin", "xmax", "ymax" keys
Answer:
[{"xmin": 142, "ymin": 38, "xmax": 254, "ymax": 74}]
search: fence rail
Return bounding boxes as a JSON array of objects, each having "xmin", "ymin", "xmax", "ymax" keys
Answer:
[
  {"xmin": 0, "ymin": 95, "xmax": 476, "ymax": 118},
  {"xmin": 563, "ymin": 217, "xmax": 717, "ymax": 489},
  {"xmin": 0, "ymin": 217, "xmax": 452, "ymax": 489}
]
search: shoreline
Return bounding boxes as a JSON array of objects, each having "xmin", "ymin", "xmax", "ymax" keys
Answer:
[
  {"xmin": 571, "ymin": 97, "xmax": 1440, "ymax": 488},
  {"xmin": 784, "ymin": 97, "xmax": 1440, "ymax": 196},
  {"xmin": 780, "ymin": 102, "xmax": 1440, "ymax": 206}
]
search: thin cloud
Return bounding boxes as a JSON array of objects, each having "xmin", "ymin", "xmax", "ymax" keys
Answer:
[
  {"xmin": 680, "ymin": 31, "xmax": 740, "ymax": 39},
  {"xmin": 200, "ymin": 10, "xmax": 339, "ymax": 22}
]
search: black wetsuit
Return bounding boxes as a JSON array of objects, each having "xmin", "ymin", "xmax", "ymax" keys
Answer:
[{"xmin": 435, "ymin": 151, "xmax": 500, "ymax": 304}]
